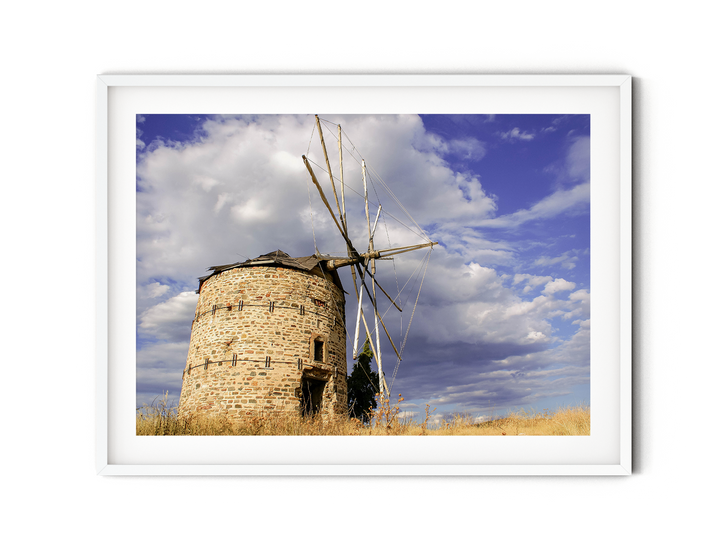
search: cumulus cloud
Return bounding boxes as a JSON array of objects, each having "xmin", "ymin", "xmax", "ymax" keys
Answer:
[
  {"xmin": 135, "ymin": 115, "xmax": 498, "ymax": 288},
  {"xmin": 543, "ymin": 278, "xmax": 575, "ymax": 296},
  {"xmin": 382, "ymin": 252, "xmax": 586, "ymax": 358},
  {"xmin": 513, "ymin": 274, "xmax": 553, "ymax": 294}
]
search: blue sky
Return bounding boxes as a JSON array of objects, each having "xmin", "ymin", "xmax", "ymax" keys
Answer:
[{"xmin": 136, "ymin": 113, "xmax": 590, "ymax": 424}]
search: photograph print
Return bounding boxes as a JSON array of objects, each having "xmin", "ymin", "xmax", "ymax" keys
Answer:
[{"xmin": 135, "ymin": 113, "xmax": 590, "ymax": 436}]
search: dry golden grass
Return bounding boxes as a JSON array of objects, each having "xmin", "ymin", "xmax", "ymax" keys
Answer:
[
  {"xmin": 427, "ymin": 406, "xmax": 591, "ymax": 436},
  {"xmin": 136, "ymin": 393, "xmax": 589, "ymax": 436}
]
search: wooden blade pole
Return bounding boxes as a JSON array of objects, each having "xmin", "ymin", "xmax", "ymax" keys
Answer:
[
  {"xmin": 362, "ymin": 160, "xmax": 371, "ymax": 245},
  {"xmin": 377, "ymin": 311, "xmax": 402, "ymax": 363},
  {"xmin": 339, "ymin": 124, "xmax": 346, "ymax": 233},
  {"xmin": 352, "ymin": 285, "xmax": 364, "ymax": 359},
  {"xmin": 315, "ymin": 116, "xmax": 344, "ymax": 229},
  {"xmin": 337, "ymin": 124, "xmax": 361, "ymax": 302},
  {"xmin": 360, "ymin": 274, "xmax": 403, "ymax": 363},
  {"xmin": 376, "ymin": 241, "xmax": 438, "ymax": 258},
  {"xmin": 362, "ymin": 159, "xmax": 386, "ymax": 397},
  {"xmin": 302, "ymin": 155, "xmax": 360, "ymax": 256},
  {"xmin": 371, "ymin": 204, "xmax": 382, "ymax": 239}
]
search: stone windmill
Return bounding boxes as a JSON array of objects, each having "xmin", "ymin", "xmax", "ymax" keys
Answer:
[{"xmin": 178, "ymin": 116, "xmax": 435, "ymax": 421}]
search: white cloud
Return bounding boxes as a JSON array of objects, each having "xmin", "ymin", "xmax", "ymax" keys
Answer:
[
  {"xmin": 566, "ymin": 136, "xmax": 590, "ymax": 182},
  {"xmin": 141, "ymin": 281, "xmax": 170, "ymax": 299},
  {"xmin": 136, "ymin": 126, "xmax": 145, "ymax": 149},
  {"xmin": 500, "ymin": 127, "xmax": 535, "ymax": 141},
  {"xmin": 135, "ymin": 115, "xmax": 502, "ymax": 288},
  {"xmin": 569, "ymin": 289, "xmax": 590, "ymax": 303},
  {"xmin": 479, "ymin": 182, "xmax": 590, "ymax": 229},
  {"xmin": 534, "ymin": 252, "xmax": 580, "ymax": 270},
  {"xmin": 513, "ymin": 273, "xmax": 553, "ymax": 293},
  {"xmin": 231, "ymin": 198, "xmax": 272, "ymax": 223},
  {"xmin": 543, "ymin": 278, "xmax": 575, "ymax": 296},
  {"xmin": 213, "ymin": 193, "xmax": 230, "ymax": 213},
  {"xmin": 445, "ymin": 137, "xmax": 487, "ymax": 161},
  {"xmin": 378, "ymin": 248, "xmax": 589, "ymax": 359},
  {"xmin": 477, "ymin": 134, "xmax": 590, "ymax": 230},
  {"xmin": 139, "ymin": 291, "xmax": 198, "ymax": 341},
  {"xmin": 192, "ymin": 175, "xmax": 220, "ymax": 192}
]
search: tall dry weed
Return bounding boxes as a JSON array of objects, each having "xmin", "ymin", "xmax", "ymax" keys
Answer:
[
  {"xmin": 136, "ymin": 394, "xmax": 589, "ymax": 436},
  {"xmin": 366, "ymin": 393, "xmax": 413, "ymax": 435}
]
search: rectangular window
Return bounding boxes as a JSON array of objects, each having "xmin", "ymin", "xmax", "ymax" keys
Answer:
[{"xmin": 314, "ymin": 339, "xmax": 324, "ymax": 363}]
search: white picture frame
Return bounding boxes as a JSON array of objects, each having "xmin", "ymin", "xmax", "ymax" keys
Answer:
[{"xmin": 97, "ymin": 74, "xmax": 632, "ymax": 475}]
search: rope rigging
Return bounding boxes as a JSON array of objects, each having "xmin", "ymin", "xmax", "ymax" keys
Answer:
[
  {"xmin": 304, "ymin": 116, "xmax": 437, "ymax": 398},
  {"xmin": 305, "ymin": 157, "xmax": 429, "ymax": 245},
  {"xmin": 390, "ymin": 249, "xmax": 432, "ymax": 394},
  {"xmin": 313, "ymin": 117, "xmax": 432, "ymax": 243}
]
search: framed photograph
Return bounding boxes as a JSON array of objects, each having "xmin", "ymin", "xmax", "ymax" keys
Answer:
[{"xmin": 97, "ymin": 75, "xmax": 631, "ymax": 475}]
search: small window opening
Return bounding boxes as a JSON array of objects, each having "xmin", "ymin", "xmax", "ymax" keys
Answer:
[{"xmin": 314, "ymin": 338, "xmax": 324, "ymax": 363}]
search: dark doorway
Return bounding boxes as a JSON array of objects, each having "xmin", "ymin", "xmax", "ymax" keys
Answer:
[{"xmin": 301, "ymin": 377, "xmax": 326, "ymax": 417}]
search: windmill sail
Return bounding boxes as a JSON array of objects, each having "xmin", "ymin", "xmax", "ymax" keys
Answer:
[{"xmin": 304, "ymin": 116, "xmax": 437, "ymax": 399}]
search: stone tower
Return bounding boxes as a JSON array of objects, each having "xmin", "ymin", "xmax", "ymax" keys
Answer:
[{"xmin": 178, "ymin": 250, "xmax": 348, "ymax": 420}]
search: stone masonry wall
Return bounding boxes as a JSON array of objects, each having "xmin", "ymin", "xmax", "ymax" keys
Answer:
[{"xmin": 178, "ymin": 264, "xmax": 347, "ymax": 421}]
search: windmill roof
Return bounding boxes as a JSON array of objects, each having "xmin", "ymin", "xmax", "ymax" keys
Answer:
[{"xmin": 197, "ymin": 250, "xmax": 344, "ymax": 293}]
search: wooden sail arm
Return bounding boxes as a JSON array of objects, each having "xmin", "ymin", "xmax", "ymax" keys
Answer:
[
  {"xmin": 322, "ymin": 241, "xmax": 437, "ymax": 270},
  {"xmin": 375, "ymin": 241, "xmax": 437, "ymax": 258},
  {"xmin": 315, "ymin": 116, "xmax": 345, "ymax": 235},
  {"xmin": 378, "ymin": 313, "xmax": 402, "ymax": 365},
  {"xmin": 358, "ymin": 306, "xmax": 386, "ymax": 397},
  {"xmin": 302, "ymin": 155, "xmax": 361, "ymax": 259},
  {"xmin": 304, "ymin": 172, "xmax": 366, "ymax": 311},
  {"xmin": 370, "ymin": 204, "xmax": 382, "ymax": 243},
  {"xmin": 321, "ymin": 254, "xmax": 401, "ymax": 312},
  {"xmin": 361, "ymin": 277, "xmax": 403, "ymax": 362},
  {"xmin": 316, "ymin": 254, "xmax": 357, "ymax": 262},
  {"xmin": 356, "ymin": 280, "xmax": 389, "ymax": 397},
  {"xmin": 367, "ymin": 269, "xmax": 402, "ymax": 312},
  {"xmin": 323, "ymin": 244, "xmax": 433, "ymax": 313}
]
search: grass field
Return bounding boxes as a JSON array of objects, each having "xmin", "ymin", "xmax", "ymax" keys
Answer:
[{"xmin": 137, "ymin": 394, "xmax": 590, "ymax": 436}]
